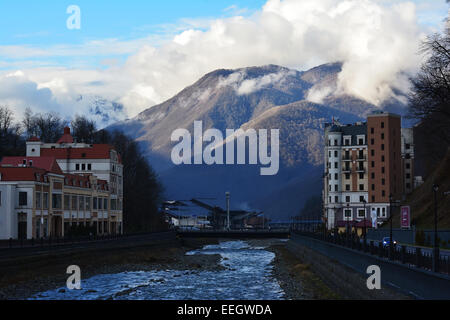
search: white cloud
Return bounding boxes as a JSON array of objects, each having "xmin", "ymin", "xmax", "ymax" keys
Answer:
[{"xmin": 1, "ymin": 0, "xmax": 443, "ymax": 121}]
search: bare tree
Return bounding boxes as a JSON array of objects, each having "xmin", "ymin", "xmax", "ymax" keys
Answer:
[
  {"xmin": 71, "ymin": 114, "xmax": 96, "ymax": 143},
  {"xmin": 409, "ymin": 25, "xmax": 450, "ymax": 120}
]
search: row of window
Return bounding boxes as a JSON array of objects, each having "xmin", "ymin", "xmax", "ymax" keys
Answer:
[
  {"xmin": 33, "ymin": 191, "xmax": 122, "ymax": 211},
  {"xmin": 328, "ymin": 184, "xmax": 366, "ymax": 192},
  {"xmin": 343, "ymin": 207, "xmax": 387, "ymax": 219},
  {"xmin": 75, "ymin": 163, "xmax": 92, "ymax": 171},
  {"xmin": 329, "ymin": 173, "xmax": 366, "ymax": 181},
  {"xmin": 328, "ymin": 195, "xmax": 367, "ymax": 203}
]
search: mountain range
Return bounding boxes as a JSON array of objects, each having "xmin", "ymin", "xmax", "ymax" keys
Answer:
[{"xmin": 109, "ymin": 62, "xmax": 407, "ymax": 219}]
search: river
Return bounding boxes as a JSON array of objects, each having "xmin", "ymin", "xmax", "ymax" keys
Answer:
[{"xmin": 29, "ymin": 240, "xmax": 285, "ymax": 300}]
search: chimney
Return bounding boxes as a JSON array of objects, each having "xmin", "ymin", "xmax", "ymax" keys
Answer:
[{"xmin": 64, "ymin": 127, "xmax": 71, "ymax": 135}]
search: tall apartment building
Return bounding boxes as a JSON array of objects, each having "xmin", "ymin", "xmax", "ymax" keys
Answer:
[
  {"xmin": 323, "ymin": 112, "xmax": 413, "ymax": 230},
  {"xmin": 0, "ymin": 128, "xmax": 123, "ymax": 240}
]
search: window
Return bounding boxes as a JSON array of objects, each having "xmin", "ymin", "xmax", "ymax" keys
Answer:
[
  {"xmin": 359, "ymin": 196, "xmax": 365, "ymax": 202},
  {"xmin": 357, "ymin": 209, "xmax": 365, "ymax": 218},
  {"xmin": 72, "ymin": 195, "xmax": 77, "ymax": 210},
  {"xmin": 334, "ymin": 173, "xmax": 338, "ymax": 180},
  {"xmin": 85, "ymin": 196, "xmax": 91, "ymax": 210},
  {"xmin": 329, "ymin": 196, "xmax": 332, "ymax": 203},
  {"xmin": 79, "ymin": 196, "xmax": 84, "ymax": 211},
  {"xmin": 43, "ymin": 193, "xmax": 49, "ymax": 210},
  {"xmin": 371, "ymin": 128, "xmax": 374, "ymax": 134},
  {"xmin": 344, "ymin": 209, "xmax": 352, "ymax": 219},
  {"xmin": 371, "ymin": 173, "xmax": 375, "ymax": 179},
  {"xmin": 381, "ymin": 122, "xmax": 385, "ymax": 128},
  {"xmin": 372, "ymin": 196, "xmax": 375, "ymax": 202},
  {"xmin": 406, "ymin": 173, "xmax": 411, "ymax": 179},
  {"xmin": 405, "ymin": 144, "xmax": 411, "ymax": 150},
  {"xmin": 371, "ymin": 139, "xmax": 374, "ymax": 145},
  {"xmin": 371, "ymin": 161, "xmax": 375, "ymax": 168},
  {"xmin": 19, "ymin": 192, "xmax": 27, "ymax": 206},
  {"xmin": 381, "ymin": 133, "xmax": 385, "ymax": 140},
  {"xmin": 371, "ymin": 150, "xmax": 375, "ymax": 156},
  {"xmin": 371, "ymin": 184, "xmax": 375, "ymax": 191},
  {"xmin": 346, "ymin": 184, "xmax": 350, "ymax": 191},
  {"xmin": 406, "ymin": 163, "xmax": 410, "ymax": 169},
  {"xmin": 334, "ymin": 196, "xmax": 338, "ymax": 203},
  {"xmin": 93, "ymin": 197, "xmax": 98, "ymax": 210},
  {"xmin": 98, "ymin": 198, "xmax": 103, "ymax": 210},
  {"xmin": 82, "ymin": 164, "xmax": 86, "ymax": 171},
  {"xmin": 335, "ymin": 185, "xmax": 338, "ymax": 192},
  {"xmin": 334, "ymin": 162, "xmax": 338, "ymax": 169},
  {"xmin": 359, "ymin": 138, "xmax": 364, "ymax": 145},
  {"xmin": 334, "ymin": 139, "xmax": 338, "ymax": 146},
  {"xmin": 64, "ymin": 195, "xmax": 70, "ymax": 210},
  {"xmin": 36, "ymin": 192, "xmax": 41, "ymax": 209},
  {"xmin": 382, "ymin": 178, "xmax": 385, "ymax": 185},
  {"xmin": 359, "ymin": 173, "xmax": 364, "ymax": 179},
  {"xmin": 52, "ymin": 194, "xmax": 62, "ymax": 209},
  {"xmin": 406, "ymin": 183, "xmax": 411, "ymax": 189},
  {"xmin": 382, "ymin": 190, "xmax": 386, "ymax": 197},
  {"xmin": 329, "ymin": 151, "xmax": 331, "ymax": 158},
  {"xmin": 76, "ymin": 164, "xmax": 80, "ymax": 171},
  {"xmin": 88, "ymin": 164, "xmax": 92, "ymax": 171},
  {"xmin": 359, "ymin": 184, "xmax": 364, "ymax": 191},
  {"xmin": 381, "ymin": 144, "xmax": 385, "ymax": 151},
  {"xmin": 381, "ymin": 155, "xmax": 385, "ymax": 162},
  {"xmin": 345, "ymin": 173, "xmax": 350, "ymax": 180},
  {"xmin": 346, "ymin": 196, "xmax": 350, "ymax": 203},
  {"xmin": 329, "ymin": 185, "xmax": 332, "ymax": 191},
  {"xmin": 104, "ymin": 198, "xmax": 108, "ymax": 210},
  {"xmin": 381, "ymin": 167, "xmax": 385, "ymax": 174}
]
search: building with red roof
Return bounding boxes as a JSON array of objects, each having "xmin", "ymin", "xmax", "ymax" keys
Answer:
[{"xmin": 0, "ymin": 127, "xmax": 123, "ymax": 240}]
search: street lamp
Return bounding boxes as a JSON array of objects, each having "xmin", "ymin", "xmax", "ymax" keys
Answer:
[
  {"xmin": 432, "ymin": 184, "xmax": 439, "ymax": 272},
  {"xmin": 362, "ymin": 198, "xmax": 367, "ymax": 246},
  {"xmin": 225, "ymin": 192, "xmax": 230, "ymax": 231},
  {"xmin": 389, "ymin": 194, "xmax": 394, "ymax": 260}
]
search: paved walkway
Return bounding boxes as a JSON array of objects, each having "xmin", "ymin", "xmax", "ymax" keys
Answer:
[{"xmin": 291, "ymin": 233, "xmax": 450, "ymax": 299}]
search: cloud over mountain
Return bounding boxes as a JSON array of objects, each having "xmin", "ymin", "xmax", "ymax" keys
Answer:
[{"xmin": 0, "ymin": 0, "xmax": 437, "ymax": 121}]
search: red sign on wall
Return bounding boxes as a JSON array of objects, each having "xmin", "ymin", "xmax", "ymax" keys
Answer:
[{"xmin": 400, "ymin": 206, "xmax": 411, "ymax": 229}]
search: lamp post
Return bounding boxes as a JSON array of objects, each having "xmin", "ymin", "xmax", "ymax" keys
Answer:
[
  {"xmin": 225, "ymin": 192, "xmax": 230, "ymax": 231},
  {"xmin": 432, "ymin": 184, "xmax": 439, "ymax": 273},
  {"xmin": 362, "ymin": 198, "xmax": 367, "ymax": 247},
  {"xmin": 346, "ymin": 203, "xmax": 350, "ymax": 247},
  {"xmin": 389, "ymin": 194, "xmax": 394, "ymax": 260}
]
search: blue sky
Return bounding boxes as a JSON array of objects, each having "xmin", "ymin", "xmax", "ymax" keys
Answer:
[
  {"xmin": 0, "ymin": 0, "xmax": 448, "ymax": 124},
  {"xmin": 0, "ymin": 1, "xmax": 265, "ymax": 45}
]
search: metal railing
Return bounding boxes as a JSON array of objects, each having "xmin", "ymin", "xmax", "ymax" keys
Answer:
[{"xmin": 291, "ymin": 229, "xmax": 450, "ymax": 276}]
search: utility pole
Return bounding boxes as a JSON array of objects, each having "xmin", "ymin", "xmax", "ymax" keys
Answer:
[
  {"xmin": 432, "ymin": 184, "xmax": 439, "ymax": 272},
  {"xmin": 389, "ymin": 194, "xmax": 393, "ymax": 260},
  {"xmin": 226, "ymin": 192, "xmax": 230, "ymax": 231}
]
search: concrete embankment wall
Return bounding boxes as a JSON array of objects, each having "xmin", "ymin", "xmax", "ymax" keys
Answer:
[{"xmin": 286, "ymin": 236, "xmax": 407, "ymax": 300}]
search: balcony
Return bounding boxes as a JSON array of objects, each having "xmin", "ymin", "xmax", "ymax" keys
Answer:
[
  {"xmin": 356, "ymin": 155, "xmax": 367, "ymax": 161},
  {"xmin": 342, "ymin": 156, "xmax": 352, "ymax": 161},
  {"xmin": 342, "ymin": 168, "xmax": 352, "ymax": 173},
  {"xmin": 356, "ymin": 167, "xmax": 366, "ymax": 173}
]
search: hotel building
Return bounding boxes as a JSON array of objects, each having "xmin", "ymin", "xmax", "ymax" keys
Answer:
[{"xmin": 323, "ymin": 112, "xmax": 414, "ymax": 230}]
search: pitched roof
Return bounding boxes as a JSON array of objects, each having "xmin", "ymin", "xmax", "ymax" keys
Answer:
[
  {"xmin": 0, "ymin": 167, "xmax": 48, "ymax": 182},
  {"xmin": 40, "ymin": 144, "xmax": 119, "ymax": 162},
  {"xmin": 0, "ymin": 157, "xmax": 63, "ymax": 175}
]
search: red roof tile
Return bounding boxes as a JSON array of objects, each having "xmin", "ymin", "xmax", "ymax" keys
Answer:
[
  {"xmin": 0, "ymin": 157, "xmax": 63, "ymax": 174},
  {"xmin": 0, "ymin": 167, "xmax": 48, "ymax": 182},
  {"xmin": 40, "ymin": 144, "xmax": 119, "ymax": 162}
]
